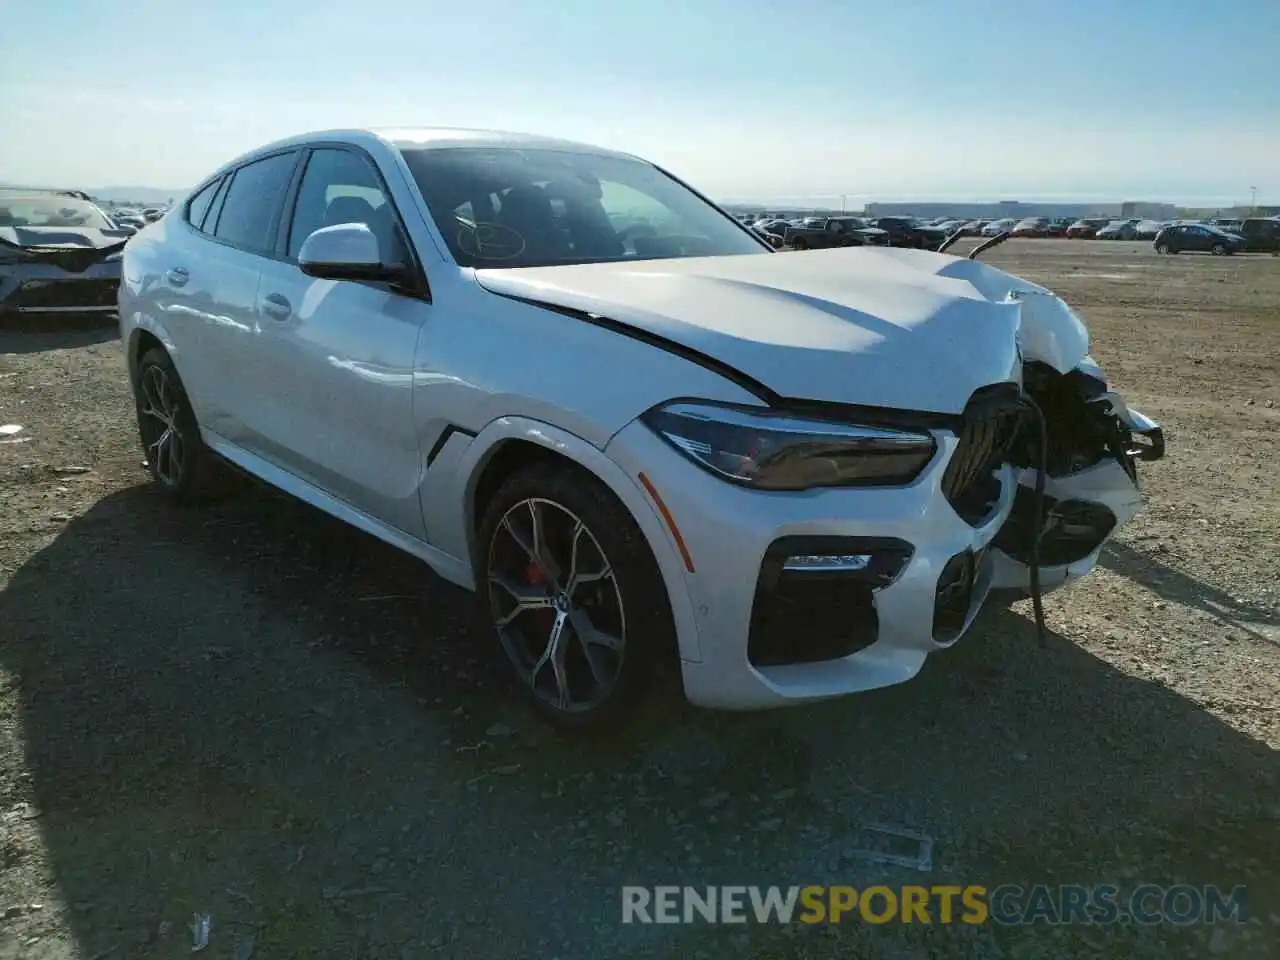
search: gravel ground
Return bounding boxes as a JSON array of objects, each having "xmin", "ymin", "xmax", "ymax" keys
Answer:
[{"xmin": 1, "ymin": 239, "xmax": 1277, "ymax": 959}]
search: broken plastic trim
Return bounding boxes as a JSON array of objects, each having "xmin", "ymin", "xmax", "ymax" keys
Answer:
[
  {"xmin": 968, "ymin": 231, "xmax": 1013, "ymax": 260},
  {"xmin": 935, "ymin": 227, "xmax": 966, "ymax": 255},
  {"xmin": 0, "ymin": 236, "xmax": 127, "ymax": 273}
]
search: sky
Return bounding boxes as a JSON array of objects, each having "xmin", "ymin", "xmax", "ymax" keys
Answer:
[{"xmin": 2, "ymin": 0, "xmax": 1277, "ymax": 205}]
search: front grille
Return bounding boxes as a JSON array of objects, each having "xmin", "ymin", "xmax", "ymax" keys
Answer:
[
  {"xmin": 11, "ymin": 277, "xmax": 119, "ymax": 310},
  {"xmin": 941, "ymin": 386, "xmax": 1025, "ymax": 525}
]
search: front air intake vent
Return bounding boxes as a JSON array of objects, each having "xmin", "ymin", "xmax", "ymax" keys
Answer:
[{"xmin": 941, "ymin": 385, "xmax": 1025, "ymax": 525}]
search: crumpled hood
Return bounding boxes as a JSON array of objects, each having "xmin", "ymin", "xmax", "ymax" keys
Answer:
[
  {"xmin": 0, "ymin": 226, "xmax": 128, "ymax": 273},
  {"xmin": 0, "ymin": 225, "xmax": 132, "ymax": 249},
  {"xmin": 475, "ymin": 246, "xmax": 1078, "ymax": 414}
]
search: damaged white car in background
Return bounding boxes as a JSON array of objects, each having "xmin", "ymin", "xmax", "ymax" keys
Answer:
[{"xmin": 118, "ymin": 128, "xmax": 1164, "ymax": 729}]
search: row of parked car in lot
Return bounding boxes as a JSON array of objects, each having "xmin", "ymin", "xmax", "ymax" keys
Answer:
[{"xmin": 740, "ymin": 211, "xmax": 1280, "ymax": 255}]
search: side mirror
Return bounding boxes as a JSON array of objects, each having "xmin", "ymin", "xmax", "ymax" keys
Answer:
[{"xmin": 298, "ymin": 222, "xmax": 405, "ymax": 283}]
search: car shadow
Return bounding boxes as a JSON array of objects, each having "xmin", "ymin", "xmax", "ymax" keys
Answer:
[
  {"xmin": 0, "ymin": 481, "xmax": 1275, "ymax": 958},
  {"xmin": 1101, "ymin": 539, "xmax": 1279, "ymax": 645},
  {"xmin": 0, "ymin": 318, "xmax": 119, "ymax": 355}
]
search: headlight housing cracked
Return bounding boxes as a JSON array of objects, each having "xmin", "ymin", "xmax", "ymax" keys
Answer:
[{"xmin": 641, "ymin": 401, "xmax": 937, "ymax": 491}]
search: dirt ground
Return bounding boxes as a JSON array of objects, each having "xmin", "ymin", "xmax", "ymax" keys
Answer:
[{"xmin": 1, "ymin": 239, "xmax": 1277, "ymax": 959}]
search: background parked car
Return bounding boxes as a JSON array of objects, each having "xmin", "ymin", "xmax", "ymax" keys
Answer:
[
  {"xmin": 870, "ymin": 217, "xmax": 947, "ymax": 249},
  {"xmin": 1153, "ymin": 223, "xmax": 1245, "ymax": 255},
  {"xmin": 784, "ymin": 217, "xmax": 889, "ymax": 250},
  {"xmin": 1011, "ymin": 217, "xmax": 1051, "ymax": 238},
  {"xmin": 1236, "ymin": 217, "xmax": 1280, "ymax": 254},
  {"xmin": 110, "ymin": 208, "xmax": 148, "ymax": 231},
  {"xmin": 981, "ymin": 218, "xmax": 1017, "ymax": 237},
  {"xmin": 1133, "ymin": 219, "xmax": 1166, "ymax": 240},
  {"xmin": 0, "ymin": 188, "xmax": 130, "ymax": 318},
  {"xmin": 1096, "ymin": 219, "xmax": 1141, "ymax": 240},
  {"xmin": 1066, "ymin": 218, "xmax": 1110, "ymax": 238}
]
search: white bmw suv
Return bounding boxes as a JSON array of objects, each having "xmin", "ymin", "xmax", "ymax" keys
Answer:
[{"xmin": 119, "ymin": 128, "xmax": 1164, "ymax": 728}]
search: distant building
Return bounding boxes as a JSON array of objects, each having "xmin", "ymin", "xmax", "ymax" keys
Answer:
[{"xmin": 1120, "ymin": 201, "xmax": 1178, "ymax": 219}]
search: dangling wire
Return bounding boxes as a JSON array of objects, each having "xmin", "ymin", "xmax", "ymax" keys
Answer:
[{"xmin": 1018, "ymin": 393, "xmax": 1050, "ymax": 647}]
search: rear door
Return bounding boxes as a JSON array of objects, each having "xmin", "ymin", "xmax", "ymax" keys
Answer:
[
  {"xmin": 249, "ymin": 145, "xmax": 430, "ymax": 536},
  {"xmin": 141, "ymin": 175, "xmax": 225, "ymax": 421},
  {"xmin": 165, "ymin": 151, "xmax": 301, "ymax": 444},
  {"xmin": 1188, "ymin": 226, "xmax": 1214, "ymax": 252}
]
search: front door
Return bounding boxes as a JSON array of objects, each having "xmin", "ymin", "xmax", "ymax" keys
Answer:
[{"xmin": 250, "ymin": 146, "xmax": 430, "ymax": 537}]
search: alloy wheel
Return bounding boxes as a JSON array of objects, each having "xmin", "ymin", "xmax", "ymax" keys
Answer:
[
  {"xmin": 137, "ymin": 365, "xmax": 186, "ymax": 487},
  {"xmin": 486, "ymin": 498, "xmax": 626, "ymax": 714}
]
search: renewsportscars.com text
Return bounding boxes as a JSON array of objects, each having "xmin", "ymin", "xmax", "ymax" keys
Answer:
[{"xmin": 621, "ymin": 884, "xmax": 1249, "ymax": 926}]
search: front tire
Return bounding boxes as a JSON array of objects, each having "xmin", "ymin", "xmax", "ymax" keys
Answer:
[
  {"xmin": 1211, "ymin": 242, "xmax": 1227, "ymax": 256},
  {"xmin": 476, "ymin": 462, "xmax": 676, "ymax": 731},
  {"xmin": 1155, "ymin": 242, "xmax": 1170, "ymax": 255},
  {"xmin": 133, "ymin": 347, "xmax": 227, "ymax": 503}
]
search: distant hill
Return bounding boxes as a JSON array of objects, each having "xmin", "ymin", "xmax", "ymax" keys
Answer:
[{"xmin": 91, "ymin": 186, "xmax": 188, "ymax": 204}]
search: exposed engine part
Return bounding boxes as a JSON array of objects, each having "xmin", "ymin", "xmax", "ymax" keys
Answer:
[
  {"xmin": 1017, "ymin": 361, "xmax": 1138, "ymax": 479},
  {"xmin": 995, "ymin": 489, "xmax": 1118, "ymax": 567}
]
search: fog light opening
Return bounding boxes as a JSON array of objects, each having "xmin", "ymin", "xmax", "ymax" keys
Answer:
[{"xmin": 781, "ymin": 553, "xmax": 873, "ymax": 573}]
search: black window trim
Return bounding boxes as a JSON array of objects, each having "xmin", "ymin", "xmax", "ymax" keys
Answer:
[
  {"xmin": 203, "ymin": 175, "xmax": 231, "ymax": 235},
  {"xmin": 275, "ymin": 141, "xmax": 431, "ymax": 303},
  {"xmin": 184, "ymin": 175, "xmax": 223, "ymax": 231},
  {"xmin": 182, "ymin": 148, "xmax": 304, "ymax": 262}
]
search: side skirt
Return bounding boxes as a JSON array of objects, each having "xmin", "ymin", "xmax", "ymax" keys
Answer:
[{"xmin": 202, "ymin": 430, "xmax": 475, "ymax": 591}]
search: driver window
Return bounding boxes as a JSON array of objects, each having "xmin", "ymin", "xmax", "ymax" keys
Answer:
[
  {"xmin": 600, "ymin": 180, "xmax": 682, "ymax": 248},
  {"xmin": 287, "ymin": 148, "xmax": 404, "ymax": 261}
]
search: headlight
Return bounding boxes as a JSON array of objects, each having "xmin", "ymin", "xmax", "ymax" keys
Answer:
[{"xmin": 641, "ymin": 401, "xmax": 937, "ymax": 491}]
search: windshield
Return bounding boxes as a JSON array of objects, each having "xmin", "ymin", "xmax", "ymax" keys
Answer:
[
  {"xmin": 398, "ymin": 146, "xmax": 768, "ymax": 268},
  {"xmin": 0, "ymin": 196, "xmax": 114, "ymax": 230}
]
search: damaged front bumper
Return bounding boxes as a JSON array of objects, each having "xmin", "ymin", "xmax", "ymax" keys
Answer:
[
  {"xmin": 0, "ymin": 240, "xmax": 125, "ymax": 316},
  {"xmin": 991, "ymin": 373, "xmax": 1166, "ymax": 595}
]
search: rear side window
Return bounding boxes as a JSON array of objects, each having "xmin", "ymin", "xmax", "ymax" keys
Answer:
[
  {"xmin": 186, "ymin": 178, "xmax": 220, "ymax": 230},
  {"xmin": 212, "ymin": 151, "xmax": 298, "ymax": 255},
  {"xmin": 203, "ymin": 178, "xmax": 230, "ymax": 234}
]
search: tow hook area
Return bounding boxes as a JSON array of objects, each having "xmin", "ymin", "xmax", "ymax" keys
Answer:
[{"xmin": 1128, "ymin": 425, "xmax": 1165, "ymax": 462}]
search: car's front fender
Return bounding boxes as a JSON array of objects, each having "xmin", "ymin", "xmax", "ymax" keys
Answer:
[{"xmin": 420, "ymin": 415, "xmax": 703, "ymax": 662}]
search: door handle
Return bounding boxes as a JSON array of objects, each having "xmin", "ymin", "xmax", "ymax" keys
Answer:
[
  {"xmin": 261, "ymin": 293, "xmax": 292, "ymax": 321},
  {"xmin": 166, "ymin": 267, "xmax": 189, "ymax": 287}
]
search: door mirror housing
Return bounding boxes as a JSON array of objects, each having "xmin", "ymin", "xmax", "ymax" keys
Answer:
[{"xmin": 297, "ymin": 222, "xmax": 406, "ymax": 283}]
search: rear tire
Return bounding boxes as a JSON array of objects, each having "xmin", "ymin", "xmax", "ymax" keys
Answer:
[
  {"xmin": 1211, "ymin": 242, "xmax": 1227, "ymax": 256},
  {"xmin": 133, "ymin": 347, "xmax": 231, "ymax": 503},
  {"xmin": 790, "ymin": 237, "xmax": 807, "ymax": 250},
  {"xmin": 475, "ymin": 461, "xmax": 676, "ymax": 732}
]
